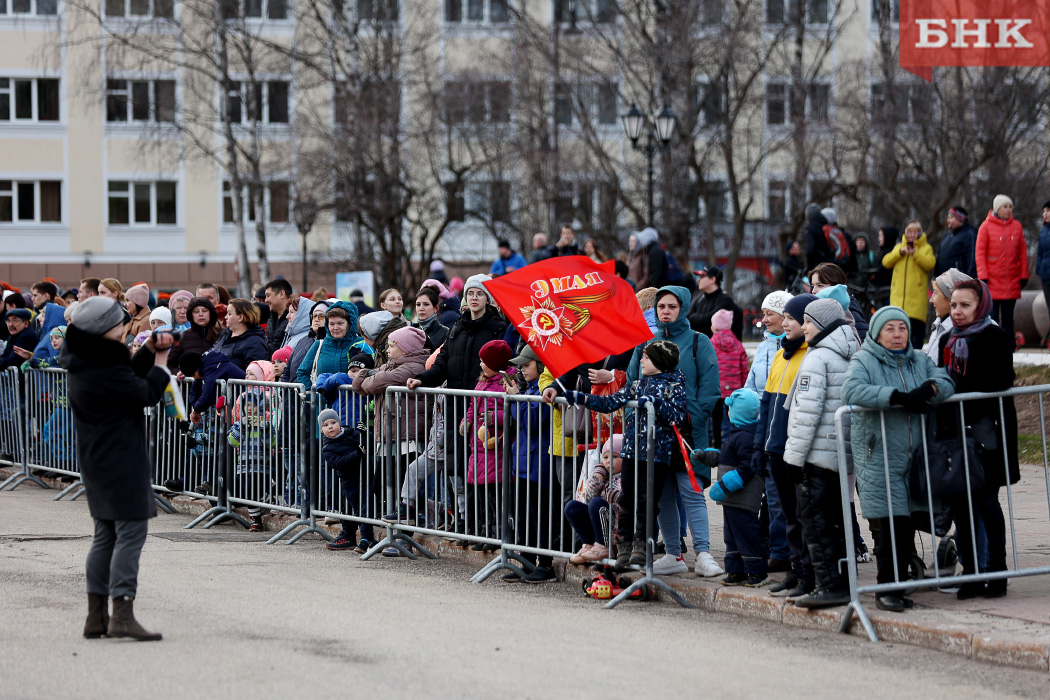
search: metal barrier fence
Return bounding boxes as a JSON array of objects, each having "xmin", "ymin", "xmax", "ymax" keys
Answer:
[{"xmin": 835, "ymin": 385, "xmax": 1050, "ymax": 641}]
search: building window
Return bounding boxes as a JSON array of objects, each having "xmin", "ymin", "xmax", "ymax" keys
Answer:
[
  {"xmin": 767, "ymin": 179, "xmax": 788, "ymax": 221},
  {"xmin": 107, "ymin": 181, "xmax": 177, "ymax": 225},
  {"xmin": 870, "ymin": 0, "xmax": 899, "ymax": 23},
  {"xmin": 224, "ymin": 81, "xmax": 290, "ymax": 124},
  {"xmin": 552, "ymin": 180, "xmax": 616, "ymax": 230},
  {"xmin": 464, "ymin": 180, "xmax": 512, "ymax": 223},
  {"xmin": 105, "ymin": 79, "xmax": 175, "ymax": 123},
  {"xmin": 701, "ymin": 180, "xmax": 729, "ymax": 221},
  {"xmin": 103, "ymin": 0, "xmax": 175, "ymax": 18},
  {"xmin": 766, "ymin": 84, "xmax": 787, "ymax": 125},
  {"xmin": 0, "ymin": 78, "xmax": 59, "ymax": 122},
  {"xmin": 870, "ymin": 83, "xmax": 928, "ymax": 124},
  {"xmin": 767, "ymin": 82, "xmax": 829, "ymax": 125},
  {"xmin": 218, "ymin": 0, "xmax": 288, "ymax": 19},
  {"xmin": 554, "ymin": 81, "xmax": 617, "ymax": 126},
  {"xmin": 0, "ymin": 0, "xmax": 58, "ymax": 14},
  {"xmin": 0, "ymin": 180, "xmax": 61, "ymax": 223},
  {"xmin": 767, "ymin": 0, "xmax": 828, "ymax": 25},
  {"xmin": 445, "ymin": 181, "xmax": 465, "ymax": 222},
  {"xmin": 445, "ymin": 80, "xmax": 511, "ymax": 125},
  {"xmin": 445, "ymin": 0, "xmax": 508, "ymax": 23},
  {"xmin": 554, "ymin": 0, "xmax": 615, "ymax": 24},
  {"xmin": 223, "ymin": 181, "xmax": 290, "ymax": 224},
  {"xmin": 357, "ymin": 0, "xmax": 398, "ymax": 20},
  {"xmin": 694, "ymin": 80, "xmax": 725, "ymax": 126},
  {"xmin": 808, "ymin": 83, "xmax": 830, "ymax": 123}
]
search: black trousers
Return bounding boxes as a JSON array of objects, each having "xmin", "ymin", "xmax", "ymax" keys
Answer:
[
  {"xmin": 875, "ymin": 515, "xmax": 914, "ymax": 585},
  {"xmin": 769, "ymin": 454, "xmax": 813, "ymax": 581},
  {"xmin": 949, "ymin": 486, "xmax": 1007, "ymax": 575},
  {"xmin": 797, "ymin": 465, "xmax": 847, "ymax": 592},
  {"xmin": 466, "ymin": 483, "xmax": 499, "ymax": 540},
  {"xmin": 991, "ymin": 299, "xmax": 1017, "ymax": 339},
  {"xmin": 910, "ymin": 317, "xmax": 927, "ymax": 349},
  {"xmin": 724, "ymin": 506, "xmax": 768, "ymax": 576},
  {"xmin": 617, "ymin": 461, "xmax": 670, "ymax": 544}
]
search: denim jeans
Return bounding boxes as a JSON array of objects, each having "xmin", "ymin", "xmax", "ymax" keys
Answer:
[
  {"xmin": 656, "ymin": 471, "xmax": 711, "ymax": 556},
  {"xmin": 765, "ymin": 473, "xmax": 791, "ymax": 561}
]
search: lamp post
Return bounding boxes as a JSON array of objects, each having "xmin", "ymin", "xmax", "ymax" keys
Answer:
[
  {"xmin": 293, "ymin": 195, "xmax": 318, "ymax": 295},
  {"xmin": 621, "ymin": 102, "xmax": 677, "ymax": 228}
]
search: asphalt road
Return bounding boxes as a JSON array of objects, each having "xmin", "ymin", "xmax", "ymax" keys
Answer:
[{"xmin": 2, "ymin": 488, "xmax": 1048, "ymax": 700}]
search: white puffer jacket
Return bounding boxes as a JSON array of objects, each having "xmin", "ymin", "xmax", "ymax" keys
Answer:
[{"xmin": 783, "ymin": 323, "xmax": 859, "ymax": 472}]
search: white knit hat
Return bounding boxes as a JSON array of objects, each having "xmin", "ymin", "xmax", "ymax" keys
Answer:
[
  {"xmin": 463, "ymin": 274, "xmax": 494, "ymax": 305},
  {"xmin": 761, "ymin": 290, "xmax": 792, "ymax": 316},
  {"xmin": 993, "ymin": 194, "xmax": 1013, "ymax": 214},
  {"xmin": 149, "ymin": 306, "xmax": 172, "ymax": 326}
]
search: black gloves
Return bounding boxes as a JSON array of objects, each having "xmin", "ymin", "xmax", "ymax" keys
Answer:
[{"xmin": 890, "ymin": 382, "xmax": 933, "ymax": 413}]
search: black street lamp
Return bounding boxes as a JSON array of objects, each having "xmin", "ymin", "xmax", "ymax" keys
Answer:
[
  {"xmin": 621, "ymin": 102, "xmax": 677, "ymax": 228},
  {"xmin": 293, "ymin": 195, "xmax": 318, "ymax": 295}
]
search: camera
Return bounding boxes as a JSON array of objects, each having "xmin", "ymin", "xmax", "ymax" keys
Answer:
[{"xmin": 152, "ymin": 328, "xmax": 182, "ymax": 343}]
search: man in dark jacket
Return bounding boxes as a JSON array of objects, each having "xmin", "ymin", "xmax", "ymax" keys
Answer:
[
  {"xmin": 634, "ymin": 227, "xmax": 670, "ymax": 289},
  {"xmin": 803, "ymin": 204, "xmax": 833, "ymax": 268},
  {"xmin": 1, "ymin": 309, "xmax": 39, "ymax": 370},
  {"xmin": 264, "ymin": 279, "xmax": 293, "ymax": 357},
  {"xmin": 60, "ymin": 296, "xmax": 171, "ymax": 641},
  {"xmin": 935, "ymin": 206, "xmax": 978, "ymax": 277},
  {"xmin": 687, "ymin": 265, "xmax": 742, "ymax": 339},
  {"xmin": 547, "ymin": 224, "xmax": 582, "ymax": 257}
]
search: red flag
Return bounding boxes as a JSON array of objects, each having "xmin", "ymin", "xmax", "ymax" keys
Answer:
[
  {"xmin": 483, "ymin": 256, "xmax": 653, "ymax": 378},
  {"xmin": 673, "ymin": 423, "xmax": 703, "ymax": 494}
]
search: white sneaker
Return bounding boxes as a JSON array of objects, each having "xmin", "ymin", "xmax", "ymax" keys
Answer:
[
  {"xmin": 694, "ymin": 551, "xmax": 725, "ymax": 578},
  {"xmin": 653, "ymin": 553, "xmax": 689, "ymax": 576}
]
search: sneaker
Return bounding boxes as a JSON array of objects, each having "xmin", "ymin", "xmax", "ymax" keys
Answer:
[
  {"xmin": 875, "ymin": 594, "xmax": 905, "ymax": 612},
  {"xmin": 522, "ymin": 566, "xmax": 556, "ymax": 584},
  {"xmin": 570, "ymin": 544, "xmax": 594, "ymax": 565},
  {"xmin": 249, "ymin": 516, "xmax": 264, "ymax": 532},
  {"xmin": 195, "ymin": 481, "xmax": 211, "ymax": 496},
  {"xmin": 856, "ymin": 543, "xmax": 872, "ymax": 563},
  {"xmin": 356, "ymin": 538, "xmax": 379, "ymax": 553},
  {"xmin": 784, "ymin": 578, "xmax": 816, "ymax": 600},
  {"xmin": 793, "ymin": 588, "xmax": 850, "ymax": 608},
  {"xmin": 744, "ymin": 574, "xmax": 771, "ymax": 588},
  {"xmin": 323, "ymin": 516, "xmax": 340, "ymax": 525},
  {"xmin": 721, "ymin": 572, "xmax": 748, "ymax": 586},
  {"xmin": 580, "ymin": 543, "xmax": 609, "ymax": 563},
  {"xmin": 381, "ymin": 546, "xmax": 401, "ymax": 557},
  {"xmin": 326, "ymin": 536, "xmax": 357, "ymax": 551},
  {"xmin": 769, "ymin": 574, "xmax": 800, "ymax": 597},
  {"xmin": 628, "ymin": 540, "xmax": 646, "ymax": 568},
  {"xmin": 382, "ymin": 503, "xmax": 416, "ymax": 523},
  {"xmin": 163, "ymin": 478, "xmax": 183, "ymax": 493},
  {"xmin": 501, "ymin": 570, "xmax": 522, "ymax": 582},
  {"xmin": 653, "ymin": 553, "xmax": 689, "ymax": 576},
  {"xmin": 694, "ymin": 551, "xmax": 724, "ymax": 578}
]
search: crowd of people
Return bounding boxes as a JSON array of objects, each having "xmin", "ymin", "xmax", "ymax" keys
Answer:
[{"xmin": 0, "ymin": 201, "xmax": 1045, "ymax": 640}]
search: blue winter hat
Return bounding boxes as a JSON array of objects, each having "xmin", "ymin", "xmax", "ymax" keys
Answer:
[
  {"xmin": 816, "ymin": 284, "xmax": 850, "ymax": 312},
  {"xmin": 725, "ymin": 388, "xmax": 760, "ymax": 427},
  {"xmin": 782, "ymin": 293, "xmax": 817, "ymax": 324},
  {"xmin": 868, "ymin": 305, "xmax": 912, "ymax": 343}
]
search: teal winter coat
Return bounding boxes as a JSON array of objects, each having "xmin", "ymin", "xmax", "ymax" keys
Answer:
[
  {"xmin": 296, "ymin": 301, "xmax": 366, "ymax": 390},
  {"xmin": 627, "ymin": 285, "xmax": 720, "ymax": 484},
  {"xmin": 841, "ymin": 335, "xmax": 954, "ymax": 520}
]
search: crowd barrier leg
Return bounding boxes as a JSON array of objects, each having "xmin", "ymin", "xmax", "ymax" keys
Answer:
[
  {"xmin": 606, "ymin": 404, "xmax": 692, "ymax": 610},
  {"xmin": 361, "ymin": 395, "xmax": 435, "ymax": 561},
  {"xmin": 472, "ymin": 400, "xmax": 531, "ymax": 584},
  {"xmin": 271, "ymin": 393, "xmax": 331, "ymax": 544},
  {"xmin": 154, "ymin": 492, "xmax": 178, "ymax": 514},
  {"xmin": 186, "ymin": 433, "xmax": 249, "ymax": 530},
  {"xmin": 52, "ymin": 479, "xmax": 84, "ymax": 501}
]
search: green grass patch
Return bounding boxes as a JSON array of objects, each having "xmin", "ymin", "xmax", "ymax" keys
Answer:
[
  {"xmin": 1015, "ymin": 364, "xmax": 1050, "ymax": 386},
  {"xmin": 1018, "ymin": 433, "xmax": 1048, "ymax": 463}
]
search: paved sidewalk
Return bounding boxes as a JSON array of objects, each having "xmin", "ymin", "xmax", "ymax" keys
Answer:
[{"xmin": 3, "ymin": 461, "xmax": 1049, "ymax": 672}]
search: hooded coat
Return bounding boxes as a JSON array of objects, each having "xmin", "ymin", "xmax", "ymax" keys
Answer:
[
  {"xmin": 804, "ymin": 206, "xmax": 833, "ymax": 268},
  {"xmin": 711, "ymin": 328, "xmax": 750, "ymax": 398},
  {"xmin": 976, "ymin": 210, "xmax": 1029, "ymax": 300},
  {"xmin": 210, "ymin": 323, "xmax": 269, "ymax": 371},
  {"xmin": 296, "ymin": 300, "xmax": 363, "ymax": 389},
  {"xmin": 59, "ymin": 326, "xmax": 169, "ymax": 521},
  {"xmin": 782, "ymin": 323, "xmax": 860, "ymax": 471},
  {"xmin": 935, "ymin": 221, "xmax": 978, "ymax": 278},
  {"xmin": 170, "ymin": 297, "xmax": 220, "ymax": 371},
  {"xmin": 882, "ymin": 231, "xmax": 936, "ymax": 321},
  {"xmin": 744, "ymin": 329, "xmax": 783, "ymax": 394},
  {"xmin": 627, "ymin": 286, "xmax": 720, "ymax": 481},
  {"xmin": 842, "ymin": 309, "xmax": 955, "ymax": 519},
  {"xmin": 31, "ymin": 302, "xmax": 66, "ymax": 361}
]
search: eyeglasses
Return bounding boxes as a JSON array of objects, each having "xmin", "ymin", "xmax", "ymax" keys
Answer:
[{"xmin": 465, "ymin": 290, "xmax": 486, "ymax": 299}]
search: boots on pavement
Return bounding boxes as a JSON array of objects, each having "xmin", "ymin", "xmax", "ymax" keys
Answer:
[
  {"xmin": 107, "ymin": 596, "xmax": 162, "ymax": 641},
  {"xmin": 83, "ymin": 593, "xmax": 109, "ymax": 639}
]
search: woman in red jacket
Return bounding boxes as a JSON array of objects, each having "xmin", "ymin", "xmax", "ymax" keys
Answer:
[{"xmin": 976, "ymin": 195, "xmax": 1029, "ymax": 339}]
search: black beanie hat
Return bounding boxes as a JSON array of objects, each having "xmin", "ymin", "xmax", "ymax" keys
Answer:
[
  {"xmin": 179, "ymin": 351, "xmax": 204, "ymax": 377},
  {"xmin": 644, "ymin": 340, "xmax": 680, "ymax": 373},
  {"xmin": 348, "ymin": 353, "xmax": 375, "ymax": 371}
]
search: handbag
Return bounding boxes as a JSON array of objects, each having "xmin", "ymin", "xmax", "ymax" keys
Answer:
[{"xmin": 910, "ymin": 414, "xmax": 985, "ymax": 500}]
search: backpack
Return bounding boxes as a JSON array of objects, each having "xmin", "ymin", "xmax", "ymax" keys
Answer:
[
  {"xmin": 822, "ymin": 224, "xmax": 852, "ymax": 266},
  {"xmin": 662, "ymin": 245, "xmax": 686, "ymax": 283}
]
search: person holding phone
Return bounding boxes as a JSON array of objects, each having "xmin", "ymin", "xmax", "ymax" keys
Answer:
[
  {"xmin": 61, "ymin": 296, "xmax": 176, "ymax": 641},
  {"xmin": 882, "ymin": 220, "xmax": 936, "ymax": 348}
]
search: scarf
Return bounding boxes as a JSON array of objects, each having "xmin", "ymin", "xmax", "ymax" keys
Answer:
[
  {"xmin": 415, "ymin": 314, "xmax": 437, "ymax": 331},
  {"xmin": 944, "ymin": 280, "xmax": 994, "ymax": 378},
  {"xmin": 781, "ymin": 334, "xmax": 806, "ymax": 359}
]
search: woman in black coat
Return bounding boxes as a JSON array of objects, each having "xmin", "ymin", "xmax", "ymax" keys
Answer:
[
  {"xmin": 168, "ymin": 296, "xmax": 220, "ymax": 371},
  {"xmin": 61, "ymin": 297, "xmax": 172, "ymax": 641},
  {"xmin": 209, "ymin": 298, "xmax": 270, "ymax": 371},
  {"xmin": 936, "ymin": 279, "xmax": 1019, "ymax": 600}
]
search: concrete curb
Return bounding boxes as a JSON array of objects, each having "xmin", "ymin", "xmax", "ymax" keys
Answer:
[{"xmin": 4, "ymin": 468, "xmax": 1048, "ymax": 673}]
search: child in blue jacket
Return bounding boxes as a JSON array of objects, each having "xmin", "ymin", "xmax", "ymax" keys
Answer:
[
  {"xmin": 564, "ymin": 340, "xmax": 688, "ymax": 570},
  {"xmin": 700, "ymin": 388, "xmax": 768, "ymax": 587},
  {"xmin": 318, "ymin": 408, "xmax": 377, "ymax": 553}
]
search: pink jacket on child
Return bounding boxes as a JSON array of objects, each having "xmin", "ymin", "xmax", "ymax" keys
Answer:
[
  {"xmin": 711, "ymin": 329, "xmax": 750, "ymax": 398},
  {"xmin": 461, "ymin": 369, "xmax": 516, "ymax": 484}
]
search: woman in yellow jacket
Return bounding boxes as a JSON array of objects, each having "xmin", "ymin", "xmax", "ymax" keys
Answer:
[{"xmin": 882, "ymin": 220, "xmax": 936, "ymax": 348}]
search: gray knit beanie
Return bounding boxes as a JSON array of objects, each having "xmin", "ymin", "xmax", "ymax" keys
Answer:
[
  {"xmin": 359, "ymin": 311, "xmax": 393, "ymax": 340},
  {"xmin": 804, "ymin": 298, "xmax": 847, "ymax": 332},
  {"xmin": 70, "ymin": 296, "xmax": 131, "ymax": 336},
  {"xmin": 317, "ymin": 408, "xmax": 340, "ymax": 427}
]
